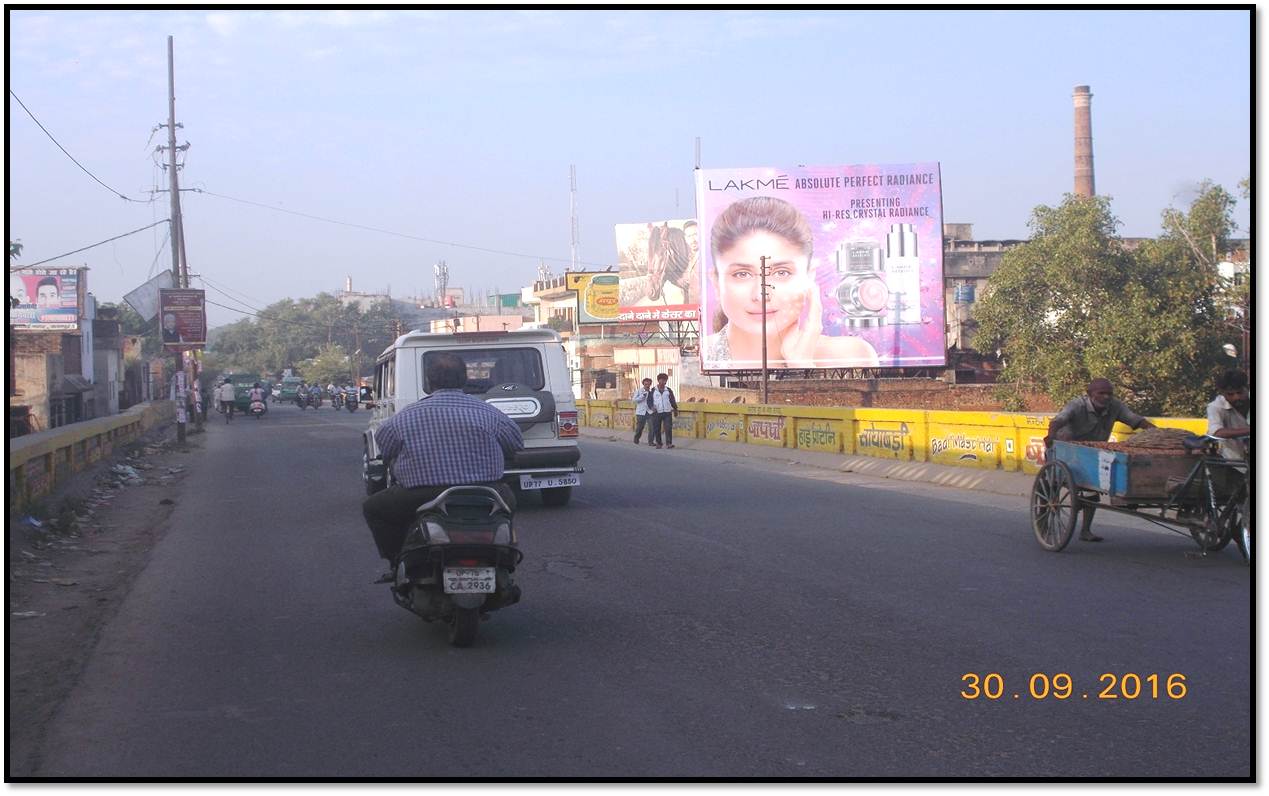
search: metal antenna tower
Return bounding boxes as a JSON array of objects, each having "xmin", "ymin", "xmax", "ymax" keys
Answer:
[{"xmin": 569, "ymin": 164, "xmax": 579, "ymax": 273}]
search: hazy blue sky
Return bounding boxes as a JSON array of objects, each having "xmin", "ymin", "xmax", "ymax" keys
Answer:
[{"xmin": 7, "ymin": 8, "xmax": 1252, "ymax": 327}]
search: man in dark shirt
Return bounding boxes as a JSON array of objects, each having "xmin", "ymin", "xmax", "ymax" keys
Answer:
[
  {"xmin": 362, "ymin": 353, "xmax": 524, "ymax": 571},
  {"xmin": 1044, "ymin": 378, "xmax": 1156, "ymax": 542}
]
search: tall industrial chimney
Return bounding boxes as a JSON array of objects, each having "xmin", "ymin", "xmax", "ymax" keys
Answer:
[{"xmin": 1073, "ymin": 85, "xmax": 1095, "ymax": 197}]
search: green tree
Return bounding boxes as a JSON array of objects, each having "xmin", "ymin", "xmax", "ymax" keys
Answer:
[
  {"xmin": 298, "ymin": 343, "xmax": 352, "ymax": 387},
  {"xmin": 975, "ymin": 187, "xmax": 1237, "ymax": 417}
]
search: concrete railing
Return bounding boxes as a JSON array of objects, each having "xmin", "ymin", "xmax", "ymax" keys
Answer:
[
  {"xmin": 8, "ymin": 400, "xmax": 176, "ymax": 512},
  {"xmin": 578, "ymin": 400, "xmax": 1206, "ymax": 475}
]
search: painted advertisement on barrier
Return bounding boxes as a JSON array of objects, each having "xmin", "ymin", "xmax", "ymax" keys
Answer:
[
  {"xmin": 745, "ymin": 414, "xmax": 787, "ymax": 447},
  {"xmin": 614, "ymin": 219, "xmax": 700, "ymax": 322},
  {"xmin": 565, "ymin": 272, "xmax": 621, "ymax": 324},
  {"xmin": 673, "ymin": 411, "xmax": 698, "ymax": 438},
  {"xmin": 158, "ymin": 288, "xmax": 208, "ymax": 351},
  {"xmin": 856, "ymin": 420, "xmax": 915, "ymax": 460},
  {"xmin": 704, "ymin": 412, "xmax": 742, "ymax": 442},
  {"xmin": 927, "ymin": 423, "xmax": 1004, "ymax": 470},
  {"xmin": 695, "ymin": 164, "xmax": 945, "ymax": 371},
  {"xmin": 795, "ymin": 418, "xmax": 846, "ymax": 453},
  {"xmin": 9, "ymin": 267, "xmax": 83, "ymax": 329}
]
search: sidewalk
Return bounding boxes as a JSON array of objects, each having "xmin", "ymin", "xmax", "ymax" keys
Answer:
[{"xmin": 580, "ymin": 426, "xmax": 1035, "ymax": 498}]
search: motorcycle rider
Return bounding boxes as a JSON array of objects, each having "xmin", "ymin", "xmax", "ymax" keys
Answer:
[
  {"xmin": 308, "ymin": 383, "xmax": 323, "ymax": 406},
  {"xmin": 249, "ymin": 382, "xmax": 267, "ymax": 414},
  {"xmin": 362, "ymin": 352, "xmax": 524, "ymax": 578}
]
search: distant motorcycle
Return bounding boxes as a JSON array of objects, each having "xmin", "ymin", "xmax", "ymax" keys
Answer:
[
  {"xmin": 332, "ymin": 391, "xmax": 344, "ymax": 410},
  {"xmin": 345, "ymin": 391, "xmax": 358, "ymax": 412},
  {"xmin": 388, "ymin": 486, "xmax": 522, "ymax": 647},
  {"xmin": 296, "ymin": 393, "xmax": 309, "ymax": 410},
  {"xmin": 250, "ymin": 399, "xmax": 267, "ymax": 419}
]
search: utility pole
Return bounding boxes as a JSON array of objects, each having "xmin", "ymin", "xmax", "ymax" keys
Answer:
[
  {"xmin": 164, "ymin": 35, "xmax": 190, "ymax": 444},
  {"xmin": 759, "ymin": 255, "xmax": 771, "ymax": 404}
]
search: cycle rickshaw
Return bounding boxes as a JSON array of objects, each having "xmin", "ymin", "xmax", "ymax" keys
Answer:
[{"xmin": 1031, "ymin": 434, "xmax": 1250, "ymax": 563}]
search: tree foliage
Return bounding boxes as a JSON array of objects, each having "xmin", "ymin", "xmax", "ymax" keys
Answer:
[
  {"xmin": 299, "ymin": 343, "xmax": 353, "ymax": 387},
  {"xmin": 206, "ymin": 292, "xmax": 401, "ymax": 380},
  {"xmin": 974, "ymin": 185, "xmax": 1242, "ymax": 417}
]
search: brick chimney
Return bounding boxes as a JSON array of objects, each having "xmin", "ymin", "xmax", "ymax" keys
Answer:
[{"xmin": 1073, "ymin": 85, "xmax": 1095, "ymax": 197}]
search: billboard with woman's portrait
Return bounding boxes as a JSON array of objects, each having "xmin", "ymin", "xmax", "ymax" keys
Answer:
[
  {"xmin": 9, "ymin": 267, "xmax": 83, "ymax": 329},
  {"xmin": 695, "ymin": 163, "xmax": 946, "ymax": 372}
]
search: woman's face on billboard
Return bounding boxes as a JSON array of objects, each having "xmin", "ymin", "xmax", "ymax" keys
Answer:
[{"xmin": 714, "ymin": 231, "xmax": 810, "ymax": 336}]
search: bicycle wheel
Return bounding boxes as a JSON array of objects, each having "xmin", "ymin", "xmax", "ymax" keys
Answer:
[
  {"xmin": 1032, "ymin": 461, "xmax": 1078, "ymax": 552},
  {"xmin": 1227, "ymin": 491, "xmax": 1250, "ymax": 564}
]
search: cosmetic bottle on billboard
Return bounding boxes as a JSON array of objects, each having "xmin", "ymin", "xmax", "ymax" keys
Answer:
[
  {"xmin": 834, "ymin": 240, "xmax": 889, "ymax": 328},
  {"xmin": 884, "ymin": 223, "xmax": 922, "ymax": 325}
]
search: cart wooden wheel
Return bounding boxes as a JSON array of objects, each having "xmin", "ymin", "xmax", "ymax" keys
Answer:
[{"xmin": 1032, "ymin": 461, "xmax": 1079, "ymax": 552}]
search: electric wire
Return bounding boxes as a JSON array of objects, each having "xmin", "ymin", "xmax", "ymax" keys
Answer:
[
  {"xmin": 9, "ymin": 89, "xmax": 153, "ymax": 204},
  {"xmin": 12, "ymin": 220, "xmax": 172, "ymax": 270},
  {"xmin": 146, "ymin": 228, "xmax": 172, "ymax": 280},
  {"xmin": 189, "ymin": 187, "xmax": 611, "ymax": 268}
]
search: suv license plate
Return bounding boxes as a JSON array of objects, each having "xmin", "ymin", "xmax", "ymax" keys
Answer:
[
  {"xmin": 520, "ymin": 474, "xmax": 581, "ymax": 490},
  {"xmin": 443, "ymin": 567, "xmax": 496, "ymax": 594}
]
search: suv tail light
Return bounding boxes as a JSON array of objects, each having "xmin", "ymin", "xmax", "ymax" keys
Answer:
[{"xmin": 557, "ymin": 410, "xmax": 578, "ymax": 438}]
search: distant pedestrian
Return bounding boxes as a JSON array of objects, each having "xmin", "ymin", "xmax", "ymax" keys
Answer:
[
  {"xmin": 632, "ymin": 377, "xmax": 655, "ymax": 445},
  {"xmin": 648, "ymin": 373, "xmax": 679, "ymax": 449}
]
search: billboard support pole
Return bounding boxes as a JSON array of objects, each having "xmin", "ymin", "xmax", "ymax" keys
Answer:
[{"xmin": 759, "ymin": 255, "xmax": 770, "ymax": 404}]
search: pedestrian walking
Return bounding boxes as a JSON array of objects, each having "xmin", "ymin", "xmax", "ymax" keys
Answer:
[
  {"xmin": 648, "ymin": 373, "xmax": 679, "ymax": 449},
  {"xmin": 632, "ymin": 377, "xmax": 655, "ymax": 445}
]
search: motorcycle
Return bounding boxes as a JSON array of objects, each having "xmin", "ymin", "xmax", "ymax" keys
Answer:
[
  {"xmin": 345, "ymin": 392, "xmax": 358, "ymax": 412},
  {"xmin": 389, "ymin": 486, "xmax": 522, "ymax": 647},
  {"xmin": 250, "ymin": 399, "xmax": 267, "ymax": 419},
  {"xmin": 296, "ymin": 393, "xmax": 309, "ymax": 410},
  {"xmin": 332, "ymin": 391, "xmax": 344, "ymax": 410}
]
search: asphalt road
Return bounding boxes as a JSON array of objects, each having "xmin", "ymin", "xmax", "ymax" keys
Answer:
[{"xmin": 32, "ymin": 402, "xmax": 1252, "ymax": 778}]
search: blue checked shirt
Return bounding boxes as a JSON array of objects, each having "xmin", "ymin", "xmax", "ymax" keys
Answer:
[{"xmin": 375, "ymin": 389, "xmax": 525, "ymax": 488}]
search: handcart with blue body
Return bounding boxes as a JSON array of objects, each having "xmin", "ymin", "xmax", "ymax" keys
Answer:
[{"xmin": 1031, "ymin": 436, "xmax": 1249, "ymax": 562}]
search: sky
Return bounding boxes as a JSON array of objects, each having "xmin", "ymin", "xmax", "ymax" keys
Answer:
[{"xmin": 6, "ymin": 8, "xmax": 1253, "ymax": 328}]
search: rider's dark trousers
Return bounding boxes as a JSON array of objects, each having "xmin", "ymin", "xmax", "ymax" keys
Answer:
[{"xmin": 362, "ymin": 482, "xmax": 516, "ymax": 561}]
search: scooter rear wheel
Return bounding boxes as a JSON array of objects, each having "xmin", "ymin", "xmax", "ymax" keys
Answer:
[{"xmin": 449, "ymin": 607, "xmax": 480, "ymax": 647}]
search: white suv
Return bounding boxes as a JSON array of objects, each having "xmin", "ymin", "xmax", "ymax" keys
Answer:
[{"xmin": 362, "ymin": 329, "xmax": 582, "ymax": 506}]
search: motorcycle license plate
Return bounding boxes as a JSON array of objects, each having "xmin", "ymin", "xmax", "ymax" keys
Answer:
[
  {"xmin": 519, "ymin": 474, "xmax": 581, "ymax": 490},
  {"xmin": 443, "ymin": 567, "xmax": 496, "ymax": 594}
]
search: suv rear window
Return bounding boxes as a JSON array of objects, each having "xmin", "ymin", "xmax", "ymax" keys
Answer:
[{"xmin": 422, "ymin": 348, "xmax": 545, "ymax": 394}]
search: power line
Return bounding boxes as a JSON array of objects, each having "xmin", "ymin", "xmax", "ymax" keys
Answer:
[
  {"xmin": 12, "ymin": 220, "xmax": 172, "ymax": 270},
  {"xmin": 9, "ymin": 89, "xmax": 153, "ymax": 204},
  {"xmin": 190, "ymin": 187, "xmax": 613, "ymax": 269}
]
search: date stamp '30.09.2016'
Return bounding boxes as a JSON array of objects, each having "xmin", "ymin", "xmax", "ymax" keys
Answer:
[{"xmin": 961, "ymin": 673, "xmax": 1189, "ymax": 701}]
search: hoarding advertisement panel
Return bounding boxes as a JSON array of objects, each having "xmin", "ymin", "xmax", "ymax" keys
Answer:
[
  {"xmin": 158, "ymin": 288, "xmax": 207, "ymax": 351},
  {"xmin": 695, "ymin": 163, "xmax": 946, "ymax": 371},
  {"xmin": 565, "ymin": 272, "xmax": 620, "ymax": 324},
  {"xmin": 614, "ymin": 219, "xmax": 700, "ymax": 322},
  {"xmin": 9, "ymin": 267, "xmax": 82, "ymax": 329}
]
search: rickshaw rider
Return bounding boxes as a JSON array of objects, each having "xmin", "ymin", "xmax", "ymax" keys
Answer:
[{"xmin": 1043, "ymin": 378, "xmax": 1157, "ymax": 542}]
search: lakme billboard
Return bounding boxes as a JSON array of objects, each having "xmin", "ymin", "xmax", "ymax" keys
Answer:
[
  {"xmin": 9, "ymin": 267, "xmax": 84, "ymax": 330},
  {"xmin": 695, "ymin": 163, "xmax": 946, "ymax": 371},
  {"xmin": 614, "ymin": 219, "xmax": 700, "ymax": 323}
]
